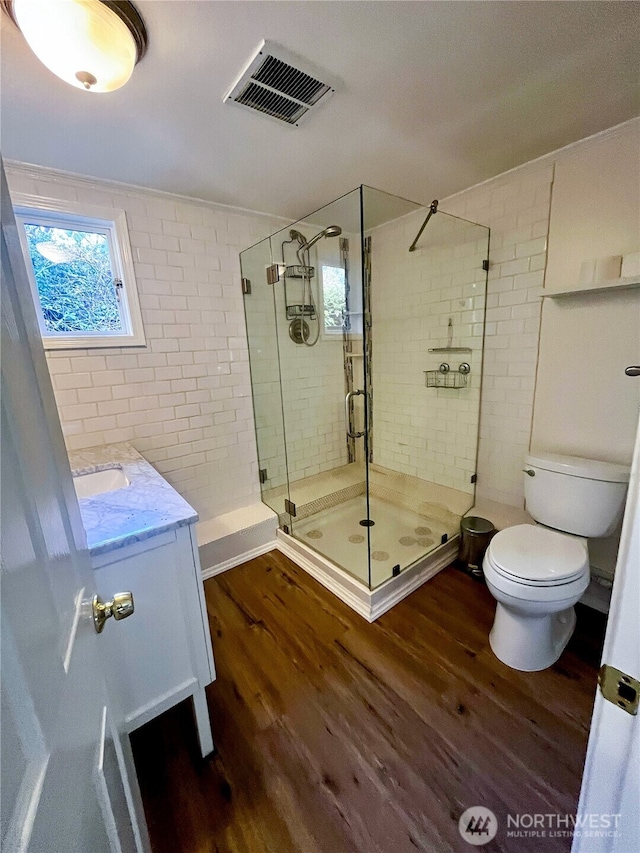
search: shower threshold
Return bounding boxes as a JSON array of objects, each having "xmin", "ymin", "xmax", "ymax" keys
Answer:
[{"xmin": 276, "ymin": 528, "xmax": 459, "ymax": 622}]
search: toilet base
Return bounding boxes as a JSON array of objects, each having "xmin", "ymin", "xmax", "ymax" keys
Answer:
[{"xmin": 489, "ymin": 603, "xmax": 577, "ymax": 672}]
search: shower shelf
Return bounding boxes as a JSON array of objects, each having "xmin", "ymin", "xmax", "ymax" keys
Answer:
[
  {"xmin": 425, "ymin": 370, "xmax": 468, "ymax": 389},
  {"xmin": 429, "ymin": 318, "xmax": 471, "ymax": 353},
  {"xmin": 285, "ymin": 264, "xmax": 315, "ymax": 279}
]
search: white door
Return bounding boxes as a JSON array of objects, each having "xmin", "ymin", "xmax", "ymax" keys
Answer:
[
  {"xmin": 572, "ymin": 411, "xmax": 640, "ymax": 852},
  {"xmin": 0, "ymin": 162, "xmax": 150, "ymax": 852}
]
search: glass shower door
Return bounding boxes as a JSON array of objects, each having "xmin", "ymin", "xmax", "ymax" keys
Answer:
[
  {"xmin": 362, "ymin": 186, "xmax": 490, "ymax": 588},
  {"xmin": 270, "ymin": 190, "xmax": 372, "ymax": 587},
  {"xmin": 240, "ymin": 235, "xmax": 291, "ymax": 518}
]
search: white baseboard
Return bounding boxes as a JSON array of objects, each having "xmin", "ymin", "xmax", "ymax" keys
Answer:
[
  {"xmin": 580, "ymin": 577, "xmax": 612, "ymax": 614},
  {"xmin": 198, "ymin": 504, "xmax": 278, "ymax": 579},
  {"xmin": 201, "ymin": 540, "xmax": 277, "ymax": 581}
]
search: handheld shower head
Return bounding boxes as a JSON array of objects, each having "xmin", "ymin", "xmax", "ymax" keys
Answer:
[
  {"xmin": 304, "ymin": 225, "xmax": 343, "ymax": 251},
  {"xmin": 292, "ymin": 225, "xmax": 343, "ymax": 265}
]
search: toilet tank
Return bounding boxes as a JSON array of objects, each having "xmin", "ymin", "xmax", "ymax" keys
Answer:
[{"xmin": 524, "ymin": 452, "xmax": 630, "ymax": 537}]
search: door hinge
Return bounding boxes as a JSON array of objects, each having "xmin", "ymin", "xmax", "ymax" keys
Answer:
[
  {"xmin": 241, "ymin": 277, "xmax": 251, "ymax": 295},
  {"xmin": 259, "ymin": 468, "xmax": 268, "ymax": 484},
  {"xmin": 284, "ymin": 499, "xmax": 297, "ymax": 517},
  {"xmin": 482, "ymin": 259, "xmax": 489, "ymax": 272},
  {"xmin": 266, "ymin": 263, "xmax": 285, "ymax": 285},
  {"xmin": 470, "ymin": 473, "xmax": 477, "ymax": 484},
  {"xmin": 598, "ymin": 665, "xmax": 639, "ymax": 716}
]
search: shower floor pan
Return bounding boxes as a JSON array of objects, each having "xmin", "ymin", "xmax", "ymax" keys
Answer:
[
  {"xmin": 277, "ymin": 495, "xmax": 459, "ymax": 622},
  {"xmin": 293, "ymin": 495, "xmax": 451, "ymax": 587}
]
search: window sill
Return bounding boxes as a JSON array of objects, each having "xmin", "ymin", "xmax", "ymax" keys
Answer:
[{"xmin": 43, "ymin": 332, "xmax": 147, "ymax": 351}]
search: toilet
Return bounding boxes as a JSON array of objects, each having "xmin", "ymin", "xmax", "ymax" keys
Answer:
[{"xmin": 483, "ymin": 452, "xmax": 630, "ymax": 672}]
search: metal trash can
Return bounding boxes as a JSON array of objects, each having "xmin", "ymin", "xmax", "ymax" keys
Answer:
[{"xmin": 459, "ymin": 516, "xmax": 496, "ymax": 577}]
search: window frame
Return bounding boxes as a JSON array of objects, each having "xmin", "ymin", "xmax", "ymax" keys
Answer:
[{"xmin": 12, "ymin": 193, "xmax": 145, "ymax": 350}]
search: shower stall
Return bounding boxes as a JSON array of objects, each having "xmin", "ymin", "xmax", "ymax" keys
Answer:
[{"xmin": 240, "ymin": 186, "xmax": 489, "ymax": 619}]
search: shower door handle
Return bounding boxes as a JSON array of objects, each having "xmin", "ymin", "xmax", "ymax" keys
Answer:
[{"xmin": 345, "ymin": 390, "xmax": 366, "ymax": 439}]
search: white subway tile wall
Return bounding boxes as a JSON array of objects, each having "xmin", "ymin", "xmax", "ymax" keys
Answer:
[
  {"xmin": 5, "ymin": 155, "xmax": 563, "ymax": 519},
  {"xmin": 371, "ymin": 211, "xmax": 489, "ymax": 494},
  {"xmin": 443, "ymin": 164, "xmax": 554, "ymax": 506},
  {"xmin": 7, "ymin": 165, "xmax": 285, "ymax": 522},
  {"xmin": 274, "ymin": 269, "xmax": 350, "ymax": 485},
  {"xmin": 241, "ymin": 231, "xmax": 359, "ymax": 492}
]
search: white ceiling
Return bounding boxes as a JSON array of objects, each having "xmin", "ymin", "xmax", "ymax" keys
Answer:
[{"xmin": 1, "ymin": 1, "xmax": 639, "ymax": 220}]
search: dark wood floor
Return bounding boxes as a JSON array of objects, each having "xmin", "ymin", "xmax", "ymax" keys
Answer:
[{"xmin": 131, "ymin": 552, "xmax": 607, "ymax": 853}]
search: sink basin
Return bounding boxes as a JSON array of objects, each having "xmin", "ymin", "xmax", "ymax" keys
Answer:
[{"xmin": 73, "ymin": 468, "xmax": 130, "ymax": 499}]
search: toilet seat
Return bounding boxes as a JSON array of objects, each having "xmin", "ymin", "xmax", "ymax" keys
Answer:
[{"xmin": 487, "ymin": 524, "xmax": 588, "ymax": 586}]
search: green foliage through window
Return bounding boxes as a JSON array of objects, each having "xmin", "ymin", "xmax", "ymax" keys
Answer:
[
  {"xmin": 23, "ymin": 224, "xmax": 122, "ymax": 334},
  {"xmin": 322, "ymin": 265, "xmax": 346, "ymax": 333}
]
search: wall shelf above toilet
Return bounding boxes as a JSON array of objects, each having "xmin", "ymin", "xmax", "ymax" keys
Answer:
[{"xmin": 543, "ymin": 275, "xmax": 640, "ymax": 299}]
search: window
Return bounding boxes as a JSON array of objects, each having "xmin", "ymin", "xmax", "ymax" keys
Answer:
[
  {"xmin": 320, "ymin": 262, "xmax": 362, "ymax": 338},
  {"xmin": 13, "ymin": 195, "xmax": 144, "ymax": 349},
  {"xmin": 320, "ymin": 263, "xmax": 346, "ymax": 335}
]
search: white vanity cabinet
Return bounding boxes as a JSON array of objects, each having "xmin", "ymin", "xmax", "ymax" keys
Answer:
[{"xmin": 91, "ymin": 523, "xmax": 215, "ymax": 757}]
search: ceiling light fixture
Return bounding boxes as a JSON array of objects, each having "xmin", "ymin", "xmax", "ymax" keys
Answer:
[{"xmin": 1, "ymin": 0, "xmax": 148, "ymax": 93}]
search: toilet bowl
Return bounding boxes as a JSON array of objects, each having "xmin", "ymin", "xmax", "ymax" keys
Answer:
[
  {"xmin": 483, "ymin": 525, "xmax": 590, "ymax": 671},
  {"xmin": 483, "ymin": 452, "xmax": 629, "ymax": 672}
]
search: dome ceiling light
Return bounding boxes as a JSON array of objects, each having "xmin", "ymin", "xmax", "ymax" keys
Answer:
[{"xmin": 1, "ymin": 0, "xmax": 148, "ymax": 93}]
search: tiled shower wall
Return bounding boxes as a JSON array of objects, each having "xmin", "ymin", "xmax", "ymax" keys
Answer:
[
  {"xmin": 443, "ymin": 165, "xmax": 554, "ymax": 506},
  {"xmin": 276, "ymin": 290, "xmax": 349, "ymax": 485},
  {"xmin": 370, "ymin": 213, "xmax": 488, "ymax": 495},
  {"xmin": 242, "ymin": 231, "xmax": 356, "ymax": 492},
  {"xmin": 6, "ymin": 163, "xmax": 284, "ymax": 522}
]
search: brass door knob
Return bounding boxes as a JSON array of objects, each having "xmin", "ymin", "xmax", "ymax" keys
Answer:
[{"xmin": 92, "ymin": 591, "xmax": 134, "ymax": 634}]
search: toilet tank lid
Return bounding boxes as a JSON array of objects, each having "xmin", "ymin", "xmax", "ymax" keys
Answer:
[{"xmin": 525, "ymin": 452, "xmax": 630, "ymax": 483}]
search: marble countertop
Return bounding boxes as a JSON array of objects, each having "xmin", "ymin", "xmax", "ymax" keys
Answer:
[{"xmin": 69, "ymin": 442, "xmax": 198, "ymax": 557}]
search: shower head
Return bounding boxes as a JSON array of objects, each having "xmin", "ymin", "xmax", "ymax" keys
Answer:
[
  {"xmin": 303, "ymin": 224, "xmax": 342, "ymax": 251},
  {"xmin": 291, "ymin": 225, "xmax": 343, "ymax": 264}
]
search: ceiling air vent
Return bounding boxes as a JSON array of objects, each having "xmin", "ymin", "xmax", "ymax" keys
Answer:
[{"xmin": 223, "ymin": 40, "xmax": 336, "ymax": 127}]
